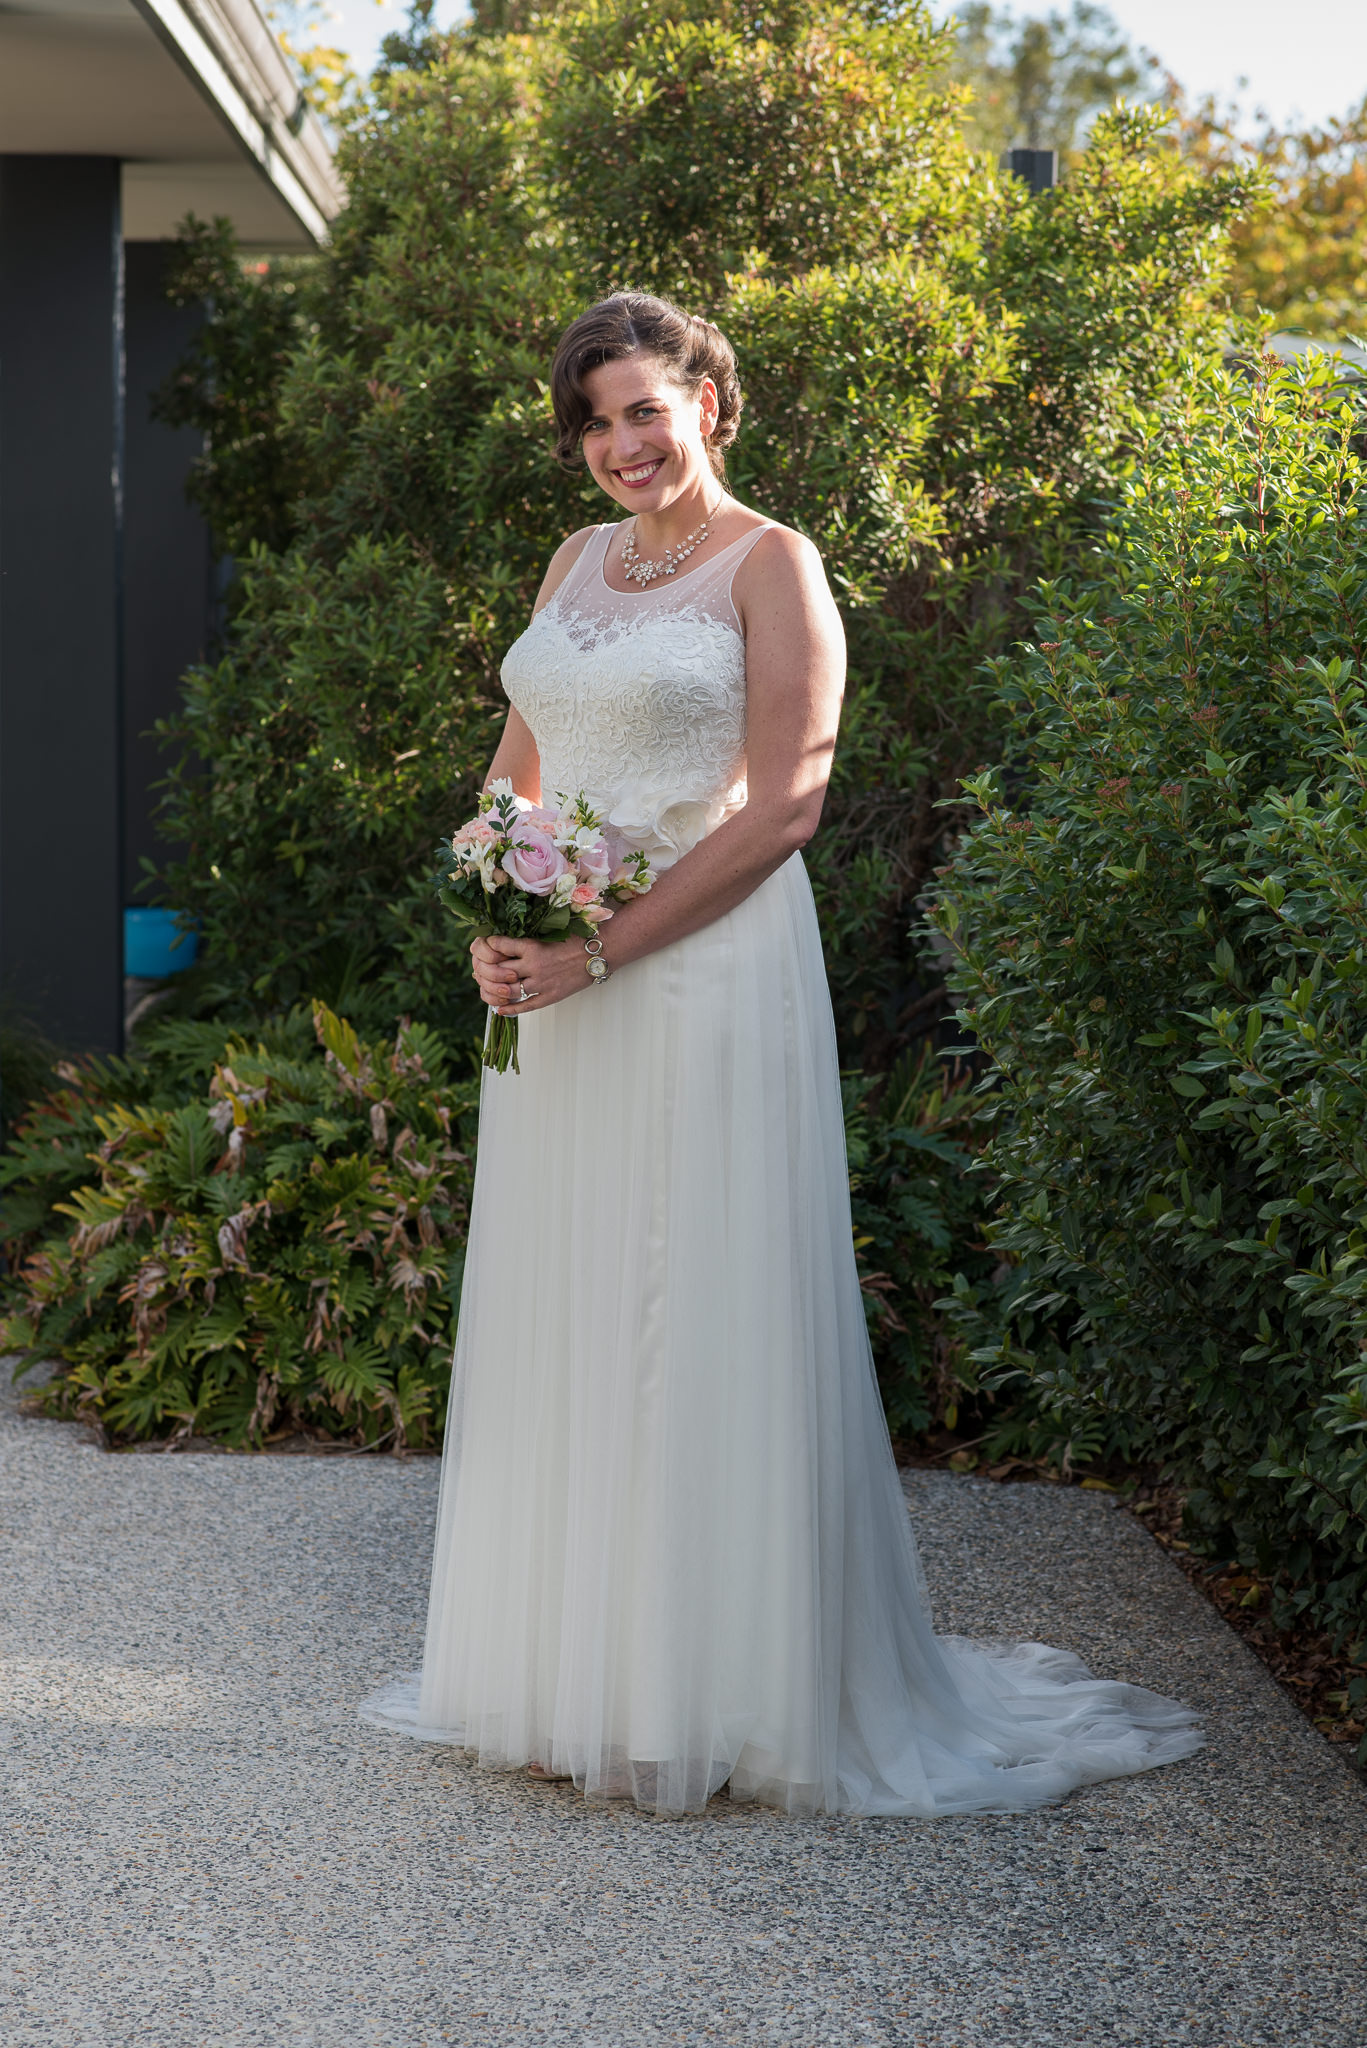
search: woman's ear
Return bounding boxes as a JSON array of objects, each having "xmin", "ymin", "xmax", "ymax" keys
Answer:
[{"xmin": 698, "ymin": 376, "xmax": 720, "ymax": 440}]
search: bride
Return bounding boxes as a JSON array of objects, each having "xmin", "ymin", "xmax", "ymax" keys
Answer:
[{"xmin": 360, "ymin": 291, "xmax": 1202, "ymax": 1816}]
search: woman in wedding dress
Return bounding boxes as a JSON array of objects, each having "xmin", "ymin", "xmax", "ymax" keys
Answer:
[{"xmin": 360, "ymin": 292, "xmax": 1202, "ymax": 1816}]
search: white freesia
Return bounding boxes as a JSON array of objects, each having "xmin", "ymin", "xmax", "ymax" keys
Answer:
[
  {"xmin": 616, "ymin": 856, "xmax": 656, "ymax": 896},
  {"xmin": 549, "ymin": 868, "xmax": 579, "ymax": 907}
]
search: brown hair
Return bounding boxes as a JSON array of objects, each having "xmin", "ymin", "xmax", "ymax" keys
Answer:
[{"xmin": 550, "ymin": 292, "xmax": 743, "ymax": 479}]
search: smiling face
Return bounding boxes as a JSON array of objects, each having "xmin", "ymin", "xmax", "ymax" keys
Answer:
[{"xmin": 578, "ymin": 353, "xmax": 720, "ymax": 518}]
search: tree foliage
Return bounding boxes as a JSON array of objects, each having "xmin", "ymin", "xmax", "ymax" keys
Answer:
[
  {"xmin": 153, "ymin": 219, "xmax": 317, "ymax": 559},
  {"xmin": 1180, "ymin": 96, "xmax": 1367, "ymax": 339},
  {"xmin": 934, "ymin": 342, "xmax": 1367, "ymax": 1640},
  {"xmin": 947, "ymin": 1, "xmax": 1158, "ymax": 158},
  {"xmin": 543, "ymin": 0, "xmax": 976, "ymax": 297},
  {"xmin": 267, "ymin": 0, "xmax": 368, "ymax": 133},
  {"xmin": 148, "ymin": 0, "xmax": 1256, "ymax": 1065}
]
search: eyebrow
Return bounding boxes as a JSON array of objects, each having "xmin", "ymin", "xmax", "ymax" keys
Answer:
[{"xmin": 586, "ymin": 393, "xmax": 666, "ymax": 416}]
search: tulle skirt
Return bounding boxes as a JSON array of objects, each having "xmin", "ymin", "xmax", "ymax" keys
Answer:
[{"xmin": 360, "ymin": 853, "xmax": 1202, "ymax": 1815}]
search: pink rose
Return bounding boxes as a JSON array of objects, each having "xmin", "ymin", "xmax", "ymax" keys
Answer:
[
  {"xmin": 502, "ymin": 824, "xmax": 571, "ymax": 896},
  {"xmin": 576, "ymin": 841, "xmax": 612, "ymax": 888},
  {"xmin": 518, "ymin": 804, "xmax": 560, "ymax": 831},
  {"xmin": 570, "ymin": 883, "xmax": 598, "ymax": 908}
]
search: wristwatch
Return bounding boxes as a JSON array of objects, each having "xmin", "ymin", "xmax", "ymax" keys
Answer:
[{"xmin": 584, "ymin": 935, "xmax": 611, "ymax": 984}]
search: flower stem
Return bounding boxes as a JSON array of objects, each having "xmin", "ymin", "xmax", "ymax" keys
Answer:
[{"xmin": 482, "ymin": 1009, "xmax": 521, "ymax": 1075}]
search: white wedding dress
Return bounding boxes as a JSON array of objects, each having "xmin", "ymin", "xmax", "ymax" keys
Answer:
[{"xmin": 360, "ymin": 521, "xmax": 1202, "ymax": 1816}]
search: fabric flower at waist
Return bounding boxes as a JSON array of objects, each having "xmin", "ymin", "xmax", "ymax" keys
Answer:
[{"xmin": 602, "ymin": 777, "xmax": 748, "ymax": 872}]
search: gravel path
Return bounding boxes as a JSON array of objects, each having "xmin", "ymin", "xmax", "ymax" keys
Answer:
[{"xmin": 1, "ymin": 1373, "xmax": 1363, "ymax": 2048}]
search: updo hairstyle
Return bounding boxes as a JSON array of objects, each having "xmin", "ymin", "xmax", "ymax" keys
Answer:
[{"xmin": 551, "ymin": 292, "xmax": 743, "ymax": 480}]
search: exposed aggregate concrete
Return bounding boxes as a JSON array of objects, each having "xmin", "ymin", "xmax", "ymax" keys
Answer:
[{"xmin": 1, "ymin": 1372, "xmax": 1363, "ymax": 2048}]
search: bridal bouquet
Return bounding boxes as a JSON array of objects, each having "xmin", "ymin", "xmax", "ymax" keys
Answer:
[{"xmin": 434, "ymin": 779, "xmax": 654, "ymax": 1074}]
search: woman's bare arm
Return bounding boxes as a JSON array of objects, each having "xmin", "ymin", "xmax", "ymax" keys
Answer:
[{"xmin": 481, "ymin": 704, "xmax": 542, "ymax": 804}]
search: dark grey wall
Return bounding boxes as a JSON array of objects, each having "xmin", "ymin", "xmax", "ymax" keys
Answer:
[
  {"xmin": 123, "ymin": 241, "xmax": 213, "ymax": 897},
  {"xmin": 0, "ymin": 157, "xmax": 124, "ymax": 1053}
]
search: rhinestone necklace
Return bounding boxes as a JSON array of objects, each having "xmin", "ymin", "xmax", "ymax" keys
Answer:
[{"xmin": 621, "ymin": 496, "xmax": 725, "ymax": 587}]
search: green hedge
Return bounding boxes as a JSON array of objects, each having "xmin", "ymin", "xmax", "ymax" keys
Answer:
[{"xmin": 934, "ymin": 341, "xmax": 1367, "ymax": 1640}]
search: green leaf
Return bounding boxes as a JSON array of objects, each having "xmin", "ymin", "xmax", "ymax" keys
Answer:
[{"xmin": 313, "ymin": 1004, "xmax": 362, "ymax": 1076}]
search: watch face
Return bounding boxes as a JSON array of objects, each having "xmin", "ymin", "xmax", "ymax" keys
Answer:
[{"xmin": 587, "ymin": 958, "xmax": 608, "ymax": 980}]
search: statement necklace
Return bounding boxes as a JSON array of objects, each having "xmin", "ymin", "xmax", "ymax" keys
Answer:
[{"xmin": 621, "ymin": 497, "xmax": 724, "ymax": 587}]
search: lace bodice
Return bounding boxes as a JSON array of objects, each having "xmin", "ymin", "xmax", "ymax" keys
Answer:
[{"xmin": 500, "ymin": 521, "xmax": 771, "ymax": 867}]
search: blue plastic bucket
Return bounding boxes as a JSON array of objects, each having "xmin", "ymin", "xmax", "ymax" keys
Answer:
[{"xmin": 124, "ymin": 909, "xmax": 199, "ymax": 979}]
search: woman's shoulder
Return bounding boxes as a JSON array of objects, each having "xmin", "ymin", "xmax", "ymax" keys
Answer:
[
  {"xmin": 532, "ymin": 524, "xmax": 604, "ymax": 615},
  {"xmin": 728, "ymin": 511, "xmax": 829, "ymax": 603},
  {"xmin": 724, "ymin": 500, "xmax": 820, "ymax": 558}
]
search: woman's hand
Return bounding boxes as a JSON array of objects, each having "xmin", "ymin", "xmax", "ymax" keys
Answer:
[{"xmin": 469, "ymin": 933, "xmax": 595, "ymax": 1016}]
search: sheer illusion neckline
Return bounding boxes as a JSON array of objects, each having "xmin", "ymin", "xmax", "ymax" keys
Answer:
[{"xmin": 596, "ymin": 519, "xmax": 771, "ymax": 600}]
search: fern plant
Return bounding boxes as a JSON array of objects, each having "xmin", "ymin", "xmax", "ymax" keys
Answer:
[{"xmin": 0, "ymin": 1005, "xmax": 478, "ymax": 1448}]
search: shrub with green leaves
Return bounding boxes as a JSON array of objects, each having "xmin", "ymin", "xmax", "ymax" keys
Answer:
[
  {"xmin": 0, "ymin": 1006, "xmax": 478, "ymax": 1448},
  {"xmin": 844, "ymin": 1046, "xmax": 994, "ymax": 1436},
  {"xmin": 150, "ymin": 0, "xmax": 1257, "ymax": 1062},
  {"xmin": 933, "ymin": 341, "xmax": 1367, "ymax": 1640}
]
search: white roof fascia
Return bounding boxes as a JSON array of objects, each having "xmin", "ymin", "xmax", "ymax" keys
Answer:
[{"xmin": 126, "ymin": 0, "xmax": 341, "ymax": 244}]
